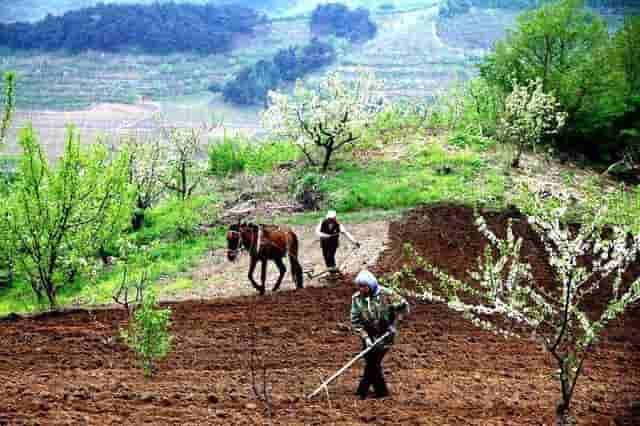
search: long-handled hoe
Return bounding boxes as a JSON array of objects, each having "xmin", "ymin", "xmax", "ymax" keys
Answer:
[{"xmin": 307, "ymin": 331, "xmax": 391, "ymax": 400}]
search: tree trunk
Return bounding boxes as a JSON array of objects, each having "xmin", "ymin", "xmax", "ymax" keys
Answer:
[
  {"xmin": 321, "ymin": 147, "xmax": 333, "ymax": 172},
  {"xmin": 45, "ymin": 279, "xmax": 57, "ymax": 310},
  {"xmin": 132, "ymin": 197, "xmax": 146, "ymax": 231},
  {"xmin": 511, "ymin": 146, "xmax": 522, "ymax": 168},
  {"xmin": 180, "ymin": 162, "xmax": 187, "ymax": 200},
  {"xmin": 555, "ymin": 400, "xmax": 574, "ymax": 426}
]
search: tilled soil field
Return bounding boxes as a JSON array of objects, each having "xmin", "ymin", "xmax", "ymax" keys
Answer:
[{"xmin": 1, "ymin": 204, "xmax": 639, "ymax": 425}]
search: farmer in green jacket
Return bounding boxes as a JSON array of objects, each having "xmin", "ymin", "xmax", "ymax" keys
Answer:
[{"xmin": 350, "ymin": 269, "xmax": 410, "ymax": 399}]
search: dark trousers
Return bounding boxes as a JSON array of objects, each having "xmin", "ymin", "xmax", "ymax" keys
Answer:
[
  {"xmin": 356, "ymin": 345, "xmax": 389, "ymax": 398},
  {"xmin": 321, "ymin": 238, "xmax": 338, "ymax": 269}
]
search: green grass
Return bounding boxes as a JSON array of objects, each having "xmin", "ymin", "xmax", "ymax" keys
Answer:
[
  {"xmin": 0, "ymin": 195, "xmax": 226, "ymax": 317},
  {"xmin": 317, "ymin": 143, "xmax": 506, "ymax": 213}
]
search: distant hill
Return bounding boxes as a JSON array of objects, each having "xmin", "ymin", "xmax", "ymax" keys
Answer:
[
  {"xmin": 0, "ymin": 0, "xmax": 437, "ymax": 23},
  {"xmin": 439, "ymin": 0, "xmax": 640, "ymax": 17},
  {"xmin": 0, "ymin": 0, "xmax": 298, "ymax": 23},
  {"xmin": 0, "ymin": 2, "xmax": 265, "ymax": 54}
]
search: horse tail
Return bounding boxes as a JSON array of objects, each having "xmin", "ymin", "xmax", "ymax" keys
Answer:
[{"xmin": 288, "ymin": 231, "xmax": 304, "ymax": 289}]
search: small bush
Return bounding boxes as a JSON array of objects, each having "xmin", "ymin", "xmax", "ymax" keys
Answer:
[
  {"xmin": 290, "ymin": 171, "xmax": 325, "ymax": 210},
  {"xmin": 120, "ymin": 291, "xmax": 173, "ymax": 378}
]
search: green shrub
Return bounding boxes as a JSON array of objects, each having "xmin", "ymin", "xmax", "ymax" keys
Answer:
[
  {"xmin": 135, "ymin": 195, "xmax": 215, "ymax": 243},
  {"xmin": 120, "ymin": 291, "xmax": 173, "ymax": 378},
  {"xmin": 448, "ymin": 131, "xmax": 496, "ymax": 151},
  {"xmin": 208, "ymin": 134, "xmax": 298, "ymax": 176}
]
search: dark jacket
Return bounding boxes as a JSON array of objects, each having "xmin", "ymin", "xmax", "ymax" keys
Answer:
[{"xmin": 351, "ymin": 286, "xmax": 409, "ymax": 347}]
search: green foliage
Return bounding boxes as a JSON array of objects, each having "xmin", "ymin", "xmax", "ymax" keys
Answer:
[
  {"xmin": 480, "ymin": 0, "xmax": 638, "ymax": 161},
  {"xmin": 208, "ymin": 134, "xmax": 298, "ymax": 176},
  {"xmin": 448, "ymin": 131, "xmax": 496, "ymax": 151},
  {"xmin": 5, "ymin": 126, "xmax": 131, "ymax": 309},
  {"xmin": 135, "ymin": 195, "xmax": 216, "ymax": 243},
  {"xmin": 120, "ymin": 291, "xmax": 173, "ymax": 378},
  {"xmin": 1, "ymin": 71, "xmax": 15, "ymax": 144},
  {"xmin": 614, "ymin": 16, "xmax": 640, "ymax": 100}
]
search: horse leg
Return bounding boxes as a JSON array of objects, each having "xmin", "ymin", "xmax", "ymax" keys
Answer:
[
  {"xmin": 248, "ymin": 257, "xmax": 265, "ymax": 295},
  {"xmin": 272, "ymin": 257, "xmax": 286, "ymax": 292},
  {"xmin": 261, "ymin": 259, "xmax": 268, "ymax": 293}
]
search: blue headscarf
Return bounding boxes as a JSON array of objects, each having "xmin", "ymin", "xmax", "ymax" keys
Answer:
[{"xmin": 355, "ymin": 270, "xmax": 379, "ymax": 296}]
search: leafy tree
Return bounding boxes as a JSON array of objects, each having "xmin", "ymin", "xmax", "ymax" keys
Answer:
[
  {"xmin": 262, "ymin": 70, "xmax": 385, "ymax": 172},
  {"xmin": 310, "ymin": 3, "xmax": 377, "ymax": 43},
  {"xmin": 479, "ymin": 0, "xmax": 635, "ymax": 161},
  {"xmin": 120, "ymin": 291, "xmax": 173, "ymax": 378},
  {"xmin": 400, "ymin": 202, "xmax": 640, "ymax": 424},
  {"xmin": 614, "ymin": 16, "xmax": 640, "ymax": 102},
  {"xmin": 5, "ymin": 126, "xmax": 130, "ymax": 309}
]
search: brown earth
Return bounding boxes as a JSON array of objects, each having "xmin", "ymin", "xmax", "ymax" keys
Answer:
[{"xmin": 1, "ymin": 204, "xmax": 639, "ymax": 425}]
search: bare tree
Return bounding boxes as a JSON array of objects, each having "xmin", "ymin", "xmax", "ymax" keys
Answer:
[{"xmin": 247, "ymin": 300, "xmax": 273, "ymax": 423}]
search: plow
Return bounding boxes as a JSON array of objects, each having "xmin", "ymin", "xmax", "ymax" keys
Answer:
[{"xmin": 304, "ymin": 243, "xmax": 361, "ymax": 280}]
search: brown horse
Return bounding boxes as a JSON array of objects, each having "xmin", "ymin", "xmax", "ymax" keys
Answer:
[{"xmin": 226, "ymin": 222, "xmax": 304, "ymax": 295}]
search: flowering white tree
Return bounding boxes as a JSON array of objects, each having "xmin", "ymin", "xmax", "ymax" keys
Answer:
[
  {"xmin": 498, "ymin": 79, "xmax": 567, "ymax": 167},
  {"xmin": 160, "ymin": 126, "xmax": 208, "ymax": 200},
  {"xmin": 262, "ymin": 70, "xmax": 385, "ymax": 172},
  {"xmin": 400, "ymin": 203, "xmax": 640, "ymax": 424},
  {"xmin": 121, "ymin": 135, "xmax": 168, "ymax": 230}
]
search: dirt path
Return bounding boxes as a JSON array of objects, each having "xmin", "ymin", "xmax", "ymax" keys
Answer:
[
  {"xmin": 1, "ymin": 206, "xmax": 638, "ymax": 425},
  {"xmin": 183, "ymin": 221, "xmax": 390, "ymax": 300}
]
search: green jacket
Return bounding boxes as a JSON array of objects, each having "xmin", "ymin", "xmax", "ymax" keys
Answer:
[{"xmin": 350, "ymin": 286, "xmax": 409, "ymax": 345}]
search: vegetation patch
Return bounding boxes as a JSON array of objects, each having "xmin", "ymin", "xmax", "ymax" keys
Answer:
[
  {"xmin": 208, "ymin": 135, "xmax": 299, "ymax": 176},
  {"xmin": 315, "ymin": 142, "xmax": 505, "ymax": 212}
]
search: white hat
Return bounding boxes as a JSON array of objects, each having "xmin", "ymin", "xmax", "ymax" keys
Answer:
[{"xmin": 326, "ymin": 210, "xmax": 337, "ymax": 219}]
